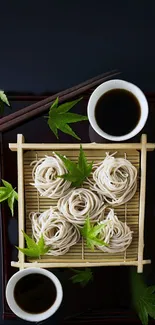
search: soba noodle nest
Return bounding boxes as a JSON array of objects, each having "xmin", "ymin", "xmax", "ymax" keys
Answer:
[
  {"xmin": 97, "ymin": 209, "xmax": 133, "ymax": 253},
  {"xmin": 31, "ymin": 154, "xmax": 71, "ymax": 199},
  {"xmin": 89, "ymin": 153, "xmax": 137, "ymax": 206},
  {"xmin": 30, "ymin": 208, "xmax": 80, "ymax": 256},
  {"xmin": 57, "ymin": 188, "xmax": 105, "ymax": 226}
]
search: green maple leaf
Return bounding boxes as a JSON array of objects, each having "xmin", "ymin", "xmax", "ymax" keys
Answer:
[
  {"xmin": 81, "ymin": 216, "xmax": 108, "ymax": 251},
  {"xmin": 56, "ymin": 145, "xmax": 93, "ymax": 187},
  {"xmin": 0, "ymin": 90, "xmax": 10, "ymax": 106},
  {"xmin": 70, "ymin": 268, "xmax": 93, "ymax": 287},
  {"xmin": 0, "ymin": 179, "xmax": 18, "ymax": 216},
  {"xmin": 0, "ymin": 90, "xmax": 11, "ymax": 116},
  {"xmin": 16, "ymin": 231, "xmax": 49, "ymax": 258},
  {"xmin": 131, "ymin": 269, "xmax": 155, "ymax": 325},
  {"xmin": 47, "ymin": 97, "xmax": 88, "ymax": 140}
]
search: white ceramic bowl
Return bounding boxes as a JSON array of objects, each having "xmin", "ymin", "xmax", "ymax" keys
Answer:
[
  {"xmin": 87, "ymin": 79, "xmax": 148, "ymax": 141},
  {"xmin": 6, "ymin": 268, "xmax": 63, "ymax": 322}
]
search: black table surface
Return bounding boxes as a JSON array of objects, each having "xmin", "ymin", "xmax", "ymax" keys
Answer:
[
  {"xmin": 1, "ymin": 1, "xmax": 155, "ymax": 324},
  {"xmin": 0, "ymin": 0, "xmax": 155, "ymax": 94}
]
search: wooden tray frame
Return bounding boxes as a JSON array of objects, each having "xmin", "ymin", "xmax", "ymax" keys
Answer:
[{"xmin": 9, "ymin": 133, "xmax": 155, "ymax": 273}]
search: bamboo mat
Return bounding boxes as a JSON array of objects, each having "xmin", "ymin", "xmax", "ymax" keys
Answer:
[{"xmin": 23, "ymin": 148, "xmax": 139, "ymax": 265}]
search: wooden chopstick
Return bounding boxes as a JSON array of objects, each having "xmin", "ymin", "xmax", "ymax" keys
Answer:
[
  {"xmin": 0, "ymin": 70, "xmax": 120, "ymax": 132},
  {"xmin": 0, "ymin": 70, "xmax": 118, "ymax": 125}
]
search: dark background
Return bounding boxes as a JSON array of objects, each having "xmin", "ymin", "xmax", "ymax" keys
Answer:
[{"xmin": 0, "ymin": 0, "xmax": 155, "ymax": 324}]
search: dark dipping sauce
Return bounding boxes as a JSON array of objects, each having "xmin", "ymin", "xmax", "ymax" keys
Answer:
[
  {"xmin": 95, "ymin": 89, "xmax": 141, "ymax": 136},
  {"xmin": 14, "ymin": 273, "xmax": 56, "ymax": 314}
]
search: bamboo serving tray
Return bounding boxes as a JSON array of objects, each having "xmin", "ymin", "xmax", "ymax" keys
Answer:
[{"xmin": 9, "ymin": 133, "xmax": 155, "ymax": 273}]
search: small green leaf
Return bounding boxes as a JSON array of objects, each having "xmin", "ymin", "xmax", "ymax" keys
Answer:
[
  {"xmin": 56, "ymin": 153, "xmax": 78, "ymax": 173},
  {"xmin": 0, "ymin": 187, "xmax": 12, "ymax": 202},
  {"xmin": 58, "ymin": 123, "xmax": 81, "ymax": 140},
  {"xmin": 2, "ymin": 179, "xmax": 13, "ymax": 191},
  {"xmin": 56, "ymin": 145, "xmax": 93, "ymax": 187},
  {"xmin": 0, "ymin": 90, "xmax": 10, "ymax": 106},
  {"xmin": 48, "ymin": 119, "xmax": 58, "ymax": 138},
  {"xmin": 56, "ymin": 97, "xmax": 82, "ymax": 114},
  {"xmin": 58, "ymin": 173, "xmax": 79, "ymax": 183},
  {"xmin": 145, "ymin": 286, "xmax": 155, "ymax": 296},
  {"xmin": 78, "ymin": 144, "xmax": 89, "ymax": 174},
  {"xmin": 37, "ymin": 235, "xmax": 49, "ymax": 254},
  {"xmin": 16, "ymin": 247, "xmax": 40, "ymax": 258},
  {"xmin": 42, "ymin": 246, "xmax": 50, "ymax": 255},
  {"xmin": 81, "ymin": 217, "xmax": 107, "ymax": 251},
  {"xmin": 0, "ymin": 180, "xmax": 18, "ymax": 215},
  {"xmin": 8, "ymin": 194, "xmax": 15, "ymax": 216},
  {"xmin": 22, "ymin": 231, "xmax": 38, "ymax": 249},
  {"xmin": 47, "ymin": 97, "xmax": 87, "ymax": 140},
  {"xmin": 8, "ymin": 190, "xmax": 18, "ymax": 216},
  {"xmin": 89, "ymin": 224, "xmax": 106, "ymax": 237},
  {"xmin": 16, "ymin": 231, "xmax": 50, "ymax": 258},
  {"xmin": 70, "ymin": 268, "xmax": 93, "ymax": 287},
  {"xmin": 87, "ymin": 237, "xmax": 107, "ymax": 251},
  {"xmin": 14, "ymin": 190, "xmax": 18, "ymax": 201},
  {"xmin": 81, "ymin": 216, "xmax": 91, "ymax": 238},
  {"xmin": 51, "ymin": 97, "xmax": 59, "ymax": 109},
  {"xmin": 145, "ymin": 303, "xmax": 155, "ymax": 319},
  {"xmin": 37, "ymin": 234, "xmax": 44, "ymax": 249},
  {"xmin": 138, "ymin": 302, "xmax": 148, "ymax": 325},
  {"xmin": 58, "ymin": 112, "xmax": 88, "ymax": 124},
  {"xmin": 130, "ymin": 268, "xmax": 155, "ymax": 325}
]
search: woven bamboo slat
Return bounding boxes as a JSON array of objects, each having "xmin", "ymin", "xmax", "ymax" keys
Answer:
[{"xmin": 9, "ymin": 134, "xmax": 153, "ymax": 272}]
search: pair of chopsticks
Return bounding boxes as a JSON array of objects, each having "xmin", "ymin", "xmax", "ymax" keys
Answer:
[{"xmin": 0, "ymin": 70, "xmax": 120, "ymax": 132}]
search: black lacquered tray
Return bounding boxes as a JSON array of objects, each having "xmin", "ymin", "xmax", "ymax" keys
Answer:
[{"xmin": 1, "ymin": 92, "xmax": 155, "ymax": 324}]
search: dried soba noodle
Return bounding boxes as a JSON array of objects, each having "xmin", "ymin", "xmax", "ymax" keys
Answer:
[
  {"xmin": 57, "ymin": 188, "xmax": 105, "ymax": 226},
  {"xmin": 97, "ymin": 209, "xmax": 133, "ymax": 253},
  {"xmin": 89, "ymin": 153, "xmax": 137, "ymax": 206},
  {"xmin": 30, "ymin": 208, "xmax": 80, "ymax": 256},
  {"xmin": 31, "ymin": 154, "xmax": 71, "ymax": 199}
]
